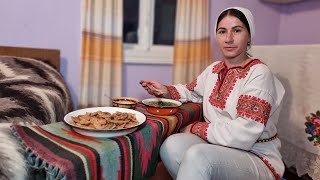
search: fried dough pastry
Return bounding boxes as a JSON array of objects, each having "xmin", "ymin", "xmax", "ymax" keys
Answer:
[{"xmin": 70, "ymin": 111, "xmax": 139, "ymax": 130}]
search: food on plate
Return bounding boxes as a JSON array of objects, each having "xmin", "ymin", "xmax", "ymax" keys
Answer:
[
  {"xmin": 70, "ymin": 111, "xmax": 139, "ymax": 130},
  {"xmin": 145, "ymin": 100, "xmax": 178, "ymax": 108}
]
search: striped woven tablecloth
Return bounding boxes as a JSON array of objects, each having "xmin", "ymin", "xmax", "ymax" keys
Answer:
[{"xmin": 11, "ymin": 102, "xmax": 202, "ymax": 180}]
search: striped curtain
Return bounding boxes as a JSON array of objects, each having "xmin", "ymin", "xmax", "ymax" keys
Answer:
[
  {"xmin": 79, "ymin": 0, "xmax": 123, "ymax": 108},
  {"xmin": 173, "ymin": 0, "xmax": 212, "ymax": 84}
]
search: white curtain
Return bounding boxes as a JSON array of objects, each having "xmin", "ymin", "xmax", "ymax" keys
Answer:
[
  {"xmin": 173, "ymin": 0, "xmax": 212, "ymax": 84},
  {"xmin": 79, "ymin": 0, "xmax": 123, "ymax": 108}
]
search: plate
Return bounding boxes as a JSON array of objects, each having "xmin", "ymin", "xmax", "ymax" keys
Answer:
[
  {"xmin": 141, "ymin": 98, "xmax": 182, "ymax": 116},
  {"xmin": 64, "ymin": 107, "xmax": 146, "ymax": 138}
]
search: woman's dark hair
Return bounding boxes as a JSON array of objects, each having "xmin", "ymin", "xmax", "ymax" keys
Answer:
[{"xmin": 216, "ymin": 8, "xmax": 250, "ymax": 35}]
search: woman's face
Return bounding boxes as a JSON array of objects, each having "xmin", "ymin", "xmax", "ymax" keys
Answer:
[{"xmin": 216, "ymin": 15, "xmax": 250, "ymax": 60}]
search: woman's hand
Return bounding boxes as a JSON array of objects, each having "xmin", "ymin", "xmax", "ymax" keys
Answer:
[
  {"xmin": 179, "ymin": 124, "xmax": 193, "ymax": 133},
  {"xmin": 139, "ymin": 80, "xmax": 169, "ymax": 97}
]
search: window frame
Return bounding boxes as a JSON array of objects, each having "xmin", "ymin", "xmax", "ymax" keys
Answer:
[{"xmin": 123, "ymin": 0, "xmax": 174, "ymax": 64}]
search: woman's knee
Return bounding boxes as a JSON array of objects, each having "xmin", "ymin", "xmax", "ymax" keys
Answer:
[
  {"xmin": 176, "ymin": 144, "xmax": 214, "ymax": 180},
  {"xmin": 160, "ymin": 133, "xmax": 196, "ymax": 178},
  {"xmin": 180, "ymin": 145, "xmax": 274, "ymax": 180},
  {"xmin": 182, "ymin": 144, "xmax": 211, "ymax": 166},
  {"xmin": 160, "ymin": 134, "xmax": 183, "ymax": 159},
  {"xmin": 160, "ymin": 133, "xmax": 204, "ymax": 158}
]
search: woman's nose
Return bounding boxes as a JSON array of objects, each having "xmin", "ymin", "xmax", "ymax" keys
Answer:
[{"xmin": 225, "ymin": 31, "xmax": 234, "ymax": 43}]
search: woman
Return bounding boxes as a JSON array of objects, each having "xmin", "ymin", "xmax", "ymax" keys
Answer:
[{"xmin": 140, "ymin": 7, "xmax": 284, "ymax": 180}]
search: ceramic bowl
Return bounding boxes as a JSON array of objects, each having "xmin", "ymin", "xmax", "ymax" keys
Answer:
[
  {"xmin": 112, "ymin": 97, "xmax": 139, "ymax": 109},
  {"xmin": 142, "ymin": 98, "xmax": 182, "ymax": 116}
]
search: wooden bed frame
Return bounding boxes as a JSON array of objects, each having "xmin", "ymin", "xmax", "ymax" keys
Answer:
[{"xmin": 0, "ymin": 46, "xmax": 60, "ymax": 71}]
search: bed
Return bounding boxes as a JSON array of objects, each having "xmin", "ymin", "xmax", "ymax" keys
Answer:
[{"xmin": 0, "ymin": 46, "xmax": 73, "ymax": 179}]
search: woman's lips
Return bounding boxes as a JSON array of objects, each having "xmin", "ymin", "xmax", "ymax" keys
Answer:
[{"xmin": 224, "ymin": 47, "xmax": 236, "ymax": 51}]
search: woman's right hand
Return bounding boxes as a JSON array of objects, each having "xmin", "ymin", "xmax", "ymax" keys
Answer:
[{"xmin": 139, "ymin": 80, "xmax": 169, "ymax": 97}]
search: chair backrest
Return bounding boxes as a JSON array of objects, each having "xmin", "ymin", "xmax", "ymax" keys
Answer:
[{"xmin": 251, "ymin": 44, "xmax": 320, "ymax": 153}]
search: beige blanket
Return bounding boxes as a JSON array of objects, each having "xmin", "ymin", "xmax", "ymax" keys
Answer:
[{"xmin": 251, "ymin": 44, "xmax": 320, "ymax": 179}]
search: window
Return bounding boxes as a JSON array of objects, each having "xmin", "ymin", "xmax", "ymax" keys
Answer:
[{"xmin": 123, "ymin": 0, "xmax": 177, "ymax": 64}]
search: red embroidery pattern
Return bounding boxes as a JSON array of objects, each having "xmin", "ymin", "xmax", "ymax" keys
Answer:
[
  {"xmin": 191, "ymin": 122, "xmax": 209, "ymax": 141},
  {"xmin": 209, "ymin": 60, "xmax": 263, "ymax": 109},
  {"xmin": 259, "ymin": 157, "xmax": 281, "ymax": 180},
  {"xmin": 212, "ymin": 61, "xmax": 225, "ymax": 74},
  {"xmin": 236, "ymin": 95, "xmax": 271, "ymax": 126},
  {"xmin": 165, "ymin": 85, "xmax": 181, "ymax": 100},
  {"xmin": 186, "ymin": 79, "xmax": 197, "ymax": 91}
]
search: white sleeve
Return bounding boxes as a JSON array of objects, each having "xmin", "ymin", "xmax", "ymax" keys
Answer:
[
  {"xmin": 166, "ymin": 63, "xmax": 216, "ymax": 103},
  {"xmin": 191, "ymin": 67, "xmax": 284, "ymax": 151}
]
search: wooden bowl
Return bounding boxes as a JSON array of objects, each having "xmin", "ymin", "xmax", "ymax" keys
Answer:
[
  {"xmin": 112, "ymin": 97, "xmax": 139, "ymax": 109},
  {"xmin": 142, "ymin": 98, "xmax": 182, "ymax": 116}
]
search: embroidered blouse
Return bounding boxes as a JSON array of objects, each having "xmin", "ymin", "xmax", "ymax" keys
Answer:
[{"xmin": 166, "ymin": 59, "xmax": 285, "ymax": 180}]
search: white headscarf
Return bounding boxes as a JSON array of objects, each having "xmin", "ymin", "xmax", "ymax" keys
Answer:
[{"xmin": 215, "ymin": 7, "xmax": 255, "ymax": 41}]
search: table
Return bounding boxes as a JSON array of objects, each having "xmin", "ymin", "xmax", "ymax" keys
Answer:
[{"xmin": 11, "ymin": 103, "xmax": 203, "ymax": 180}]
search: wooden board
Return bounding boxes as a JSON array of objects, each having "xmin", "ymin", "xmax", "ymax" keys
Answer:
[{"xmin": 0, "ymin": 46, "xmax": 60, "ymax": 71}]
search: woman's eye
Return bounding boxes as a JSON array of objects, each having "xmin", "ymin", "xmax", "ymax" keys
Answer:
[
  {"xmin": 234, "ymin": 29, "xmax": 241, "ymax": 33},
  {"xmin": 217, "ymin": 30, "xmax": 225, "ymax": 34}
]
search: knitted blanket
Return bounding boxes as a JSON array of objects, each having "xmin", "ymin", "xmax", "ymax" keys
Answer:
[
  {"xmin": 0, "ymin": 56, "xmax": 73, "ymax": 180},
  {"xmin": 11, "ymin": 103, "xmax": 203, "ymax": 180},
  {"xmin": 0, "ymin": 56, "xmax": 73, "ymax": 125}
]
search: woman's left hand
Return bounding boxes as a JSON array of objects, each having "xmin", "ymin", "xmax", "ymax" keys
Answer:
[{"xmin": 180, "ymin": 124, "xmax": 193, "ymax": 133}]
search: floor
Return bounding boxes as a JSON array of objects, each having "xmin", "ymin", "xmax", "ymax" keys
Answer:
[
  {"xmin": 148, "ymin": 162, "xmax": 173, "ymax": 180},
  {"xmin": 283, "ymin": 167, "xmax": 312, "ymax": 180}
]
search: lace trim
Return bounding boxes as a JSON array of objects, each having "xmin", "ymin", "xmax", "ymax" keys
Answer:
[{"xmin": 280, "ymin": 139, "xmax": 320, "ymax": 180}]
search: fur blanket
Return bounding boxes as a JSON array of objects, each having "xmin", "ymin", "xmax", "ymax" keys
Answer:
[{"xmin": 0, "ymin": 56, "xmax": 73, "ymax": 180}]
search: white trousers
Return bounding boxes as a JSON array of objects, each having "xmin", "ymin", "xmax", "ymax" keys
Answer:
[{"xmin": 160, "ymin": 133, "xmax": 275, "ymax": 180}]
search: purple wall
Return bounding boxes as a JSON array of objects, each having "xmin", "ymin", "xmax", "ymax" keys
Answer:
[
  {"xmin": 278, "ymin": 0, "xmax": 320, "ymax": 44},
  {"xmin": 0, "ymin": 0, "xmax": 81, "ymax": 107},
  {"xmin": 123, "ymin": 63, "xmax": 173, "ymax": 101},
  {"xmin": 210, "ymin": 0, "xmax": 281, "ymax": 60},
  {"xmin": 1, "ymin": 0, "xmax": 319, "ymax": 107}
]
